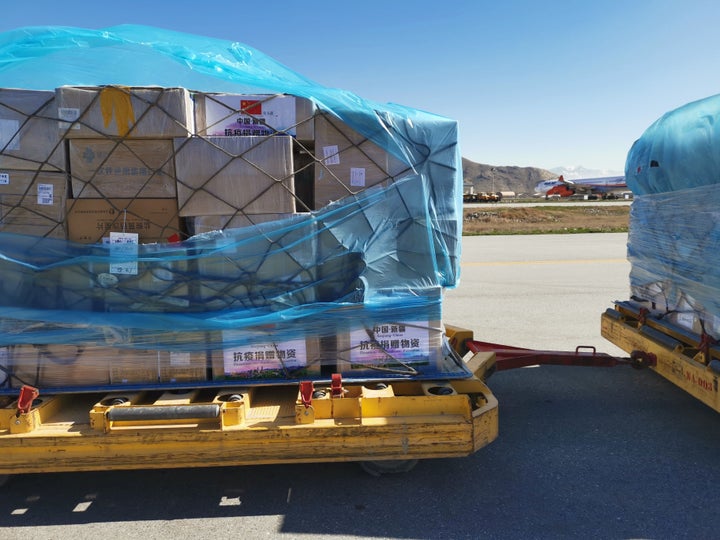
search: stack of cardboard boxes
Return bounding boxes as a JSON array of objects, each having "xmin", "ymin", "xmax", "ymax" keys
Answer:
[
  {"xmin": 0, "ymin": 85, "xmax": 444, "ymax": 388},
  {"xmin": 0, "ymin": 89, "xmax": 68, "ymax": 239}
]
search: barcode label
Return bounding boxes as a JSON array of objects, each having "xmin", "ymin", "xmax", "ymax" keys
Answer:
[{"xmin": 37, "ymin": 183, "xmax": 53, "ymax": 205}]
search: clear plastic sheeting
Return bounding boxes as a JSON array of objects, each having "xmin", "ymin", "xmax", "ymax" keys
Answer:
[
  {"xmin": 0, "ymin": 26, "xmax": 467, "ymax": 392},
  {"xmin": 628, "ymin": 184, "xmax": 720, "ymax": 334},
  {"xmin": 626, "ymin": 93, "xmax": 720, "ymax": 338}
]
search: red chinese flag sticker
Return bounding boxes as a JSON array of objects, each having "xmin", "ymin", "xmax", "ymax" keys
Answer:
[{"xmin": 241, "ymin": 100, "xmax": 262, "ymax": 115}]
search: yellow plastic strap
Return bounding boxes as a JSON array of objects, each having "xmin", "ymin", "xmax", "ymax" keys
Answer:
[{"xmin": 99, "ymin": 86, "xmax": 135, "ymax": 136}]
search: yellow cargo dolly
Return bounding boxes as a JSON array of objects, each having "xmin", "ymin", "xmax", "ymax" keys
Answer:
[
  {"xmin": 0, "ymin": 325, "xmax": 499, "ymax": 477},
  {"xmin": 602, "ymin": 301, "xmax": 720, "ymax": 413}
]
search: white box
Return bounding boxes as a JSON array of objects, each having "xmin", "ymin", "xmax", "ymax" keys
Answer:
[
  {"xmin": 194, "ymin": 93, "xmax": 314, "ymax": 141},
  {"xmin": 335, "ymin": 288, "xmax": 444, "ymax": 375},
  {"xmin": 211, "ymin": 331, "xmax": 321, "ymax": 380}
]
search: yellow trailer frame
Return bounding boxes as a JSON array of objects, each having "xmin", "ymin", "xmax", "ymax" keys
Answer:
[
  {"xmin": 602, "ymin": 302, "xmax": 720, "ymax": 412},
  {"xmin": 0, "ymin": 326, "xmax": 498, "ymax": 476}
]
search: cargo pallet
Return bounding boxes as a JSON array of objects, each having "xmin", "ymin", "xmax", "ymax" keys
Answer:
[
  {"xmin": 0, "ymin": 322, "xmax": 660, "ymax": 478},
  {"xmin": 602, "ymin": 301, "xmax": 720, "ymax": 413},
  {"xmin": 0, "ymin": 326, "xmax": 503, "ymax": 477}
]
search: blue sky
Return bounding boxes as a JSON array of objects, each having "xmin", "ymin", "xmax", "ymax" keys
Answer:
[{"xmin": 2, "ymin": 0, "xmax": 719, "ymax": 173}]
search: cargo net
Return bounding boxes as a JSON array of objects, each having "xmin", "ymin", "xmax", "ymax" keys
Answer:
[{"xmin": 0, "ymin": 86, "xmax": 466, "ymax": 392}]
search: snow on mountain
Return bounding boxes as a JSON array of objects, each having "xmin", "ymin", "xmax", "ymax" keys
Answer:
[{"xmin": 549, "ymin": 165, "xmax": 624, "ymax": 180}]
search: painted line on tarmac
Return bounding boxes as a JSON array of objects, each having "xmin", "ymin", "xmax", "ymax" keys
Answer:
[{"xmin": 462, "ymin": 258, "xmax": 627, "ymax": 266}]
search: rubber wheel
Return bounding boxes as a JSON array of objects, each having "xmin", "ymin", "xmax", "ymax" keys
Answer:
[{"xmin": 359, "ymin": 459, "xmax": 419, "ymax": 476}]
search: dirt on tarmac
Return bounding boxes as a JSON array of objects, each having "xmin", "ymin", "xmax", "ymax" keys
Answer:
[{"xmin": 462, "ymin": 204, "xmax": 630, "ymax": 235}]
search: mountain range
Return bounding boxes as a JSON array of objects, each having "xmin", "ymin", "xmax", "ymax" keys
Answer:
[{"xmin": 462, "ymin": 158, "xmax": 624, "ymax": 196}]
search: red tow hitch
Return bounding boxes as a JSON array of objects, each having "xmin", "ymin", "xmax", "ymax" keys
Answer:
[{"xmin": 465, "ymin": 340, "xmax": 656, "ymax": 372}]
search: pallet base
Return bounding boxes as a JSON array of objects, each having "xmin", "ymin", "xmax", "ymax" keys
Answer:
[
  {"xmin": 0, "ymin": 378, "xmax": 498, "ymax": 474},
  {"xmin": 602, "ymin": 304, "xmax": 720, "ymax": 412}
]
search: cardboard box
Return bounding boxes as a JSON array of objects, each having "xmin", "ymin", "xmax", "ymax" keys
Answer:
[
  {"xmin": 173, "ymin": 136, "xmax": 296, "ymax": 216},
  {"xmin": 68, "ymin": 139, "xmax": 177, "ymax": 198},
  {"xmin": 109, "ymin": 349, "xmax": 160, "ymax": 385},
  {"xmin": 0, "ymin": 88, "xmax": 67, "ymax": 171},
  {"xmin": 159, "ymin": 350, "xmax": 208, "ymax": 383},
  {"xmin": 314, "ymin": 114, "xmax": 409, "ymax": 208},
  {"xmin": 191, "ymin": 216, "xmax": 319, "ymax": 310},
  {"xmin": 335, "ymin": 319, "xmax": 444, "ymax": 375},
  {"xmin": 66, "ymin": 198, "xmax": 182, "ymax": 244},
  {"xmin": 185, "ymin": 213, "xmax": 294, "ymax": 236},
  {"xmin": 211, "ymin": 331, "xmax": 321, "ymax": 380},
  {"xmin": 194, "ymin": 93, "xmax": 314, "ymax": 141},
  {"xmin": 10, "ymin": 344, "xmax": 110, "ymax": 388},
  {"xmin": 57, "ymin": 86, "xmax": 194, "ymax": 138},
  {"xmin": 0, "ymin": 170, "xmax": 68, "ymax": 238},
  {"xmin": 334, "ymin": 288, "xmax": 444, "ymax": 376},
  {"xmin": 10, "ymin": 342, "xmax": 208, "ymax": 388}
]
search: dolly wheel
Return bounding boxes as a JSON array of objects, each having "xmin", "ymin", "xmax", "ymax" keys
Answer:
[{"xmin": 359, "ymin": 459, "xmax": 419, "ymax": 476}]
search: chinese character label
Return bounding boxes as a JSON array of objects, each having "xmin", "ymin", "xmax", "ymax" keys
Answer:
[
  {"xmin": 323, "ymin": 145, "xmax": 340, "ymax": 166},
  {"xmin": 350, "ymin": 168, "xmax": 366, "ymax": 187},
  {"xmin": 109, "ymin": 231, "xmax": 138, "ymax": 275}
]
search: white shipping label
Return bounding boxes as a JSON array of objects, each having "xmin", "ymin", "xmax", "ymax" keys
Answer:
[
  {"xmin": 204, "ymin": 94, "xmax": 298, "ymax": 137},
  {"xmin": 322, "ymin": 145, "xmax": 340, "ymax": 166},
  {"xmin": 675, "ymin": 312, "xmax": 696, "ymax": 330},
  {"xmin": 0, "ymin": 119, "xmax": 20, "ymax": 151},
  {"xmin": 223, "ymin": 336, "xmax": 307, "ymax": 375},
  {"xmin": 169, "ymin": 351, "xmax": 192, "ymax": 367},
  {"xmin": 109, "ymin": 231, "xmax": 139, "ymax": 275},
  {"xmin": 350, "ymin": 323, "xmax": 430, "ymax": 364},
  {"xmin": 350, "ymin": 168, "xmax": 366, "ymax": 187},
  {"xmin": 58, "ymin": 107, "xmax": 81, "ymax": 130},
  {"xmin": 0, "ymin": 173, "xmax": 9, "ymax": 185},
  {"xmin": 36, "ymin": 183, "xmax": 53, "ymax": 205}
]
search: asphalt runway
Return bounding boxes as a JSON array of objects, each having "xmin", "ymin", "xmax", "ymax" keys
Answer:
[{"xmin": 2, "ymin": 233, "xmax": 720, "ymax": 540}]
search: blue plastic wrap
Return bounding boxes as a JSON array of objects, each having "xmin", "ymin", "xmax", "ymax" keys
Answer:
[
  {"xmin": 626, "ymin": 93, "xmax": 720, "ymax": 196},
  {"xmin": 626, "ymin": 94, "xmax": 720, "ymax": 337},
  {"xmin": 0, "ymin": 25, "xmax": 466, "ymax": 391}
]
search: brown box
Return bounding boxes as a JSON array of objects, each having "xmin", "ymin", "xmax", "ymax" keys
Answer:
[
  {"xmin": 68, "ymin": 139, "xmax": 177, "ymax": 198},
  {"xmin": 0, "ymin": 170, "xmax": 68, "ymax": 238},
  {"xmin": 57, "ymin": 86, "xmax": 194, "ymax": 138},
  {"xmin": 314, "ymin": 114, "xmax": 408, "ymax": 208},
  {"xmin": 192, "ymin": 217, "xmax": 318, "ymax": 310},
  {"xmin": 185, "ymin": 213, "xmax": 295, "ymax": 236},
  {"xmin": 159, "ymin": 350, "xmax": 208, "ymax": 383},
  {"xmin": 10, "ymin": 344, "xmax": 110, "ymax": 388},
  {"xmin": 210, "ymin": 331, "xmax": 321, "ymax": 380},
  {"xmin": 66, "ymin": 198, "xmax": 182, "ymax": 244},
  {"xmin": 194, "ymin": 93, "xmax": 315, "ymax": 141},
  {"xmin": 9, "ymin": 343, "xmax": 207, "ymax": 388},
  {"xmin": 173, "ymin": 136, "xmax": 296, "ymax": 216},
  {"xmin": 109, "ymin": 349, "xmax": 160, "ymax": 385},
  {"xmin": 0, "ymin": 89, "xmax": 67, "ymax": 172}
]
